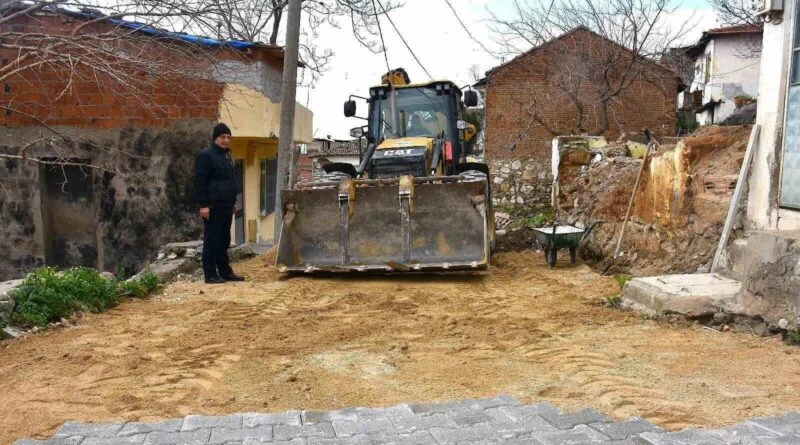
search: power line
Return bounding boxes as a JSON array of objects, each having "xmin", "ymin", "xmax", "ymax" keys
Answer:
[
  {"xmin": 442, "ymin": 0, "xmax": 494, "ymax": 56},
  {"xmin": 375, "ymin": 0, "xmax": 433, "ymax": 80},
  {"xmin": 371, "ymin": 0, "xmax": 391, "ymax": 72}
]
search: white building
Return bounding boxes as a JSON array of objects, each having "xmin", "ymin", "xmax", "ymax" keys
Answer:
[{"xmin": 682, "ymin": 25, "xmax": 762, "ymax": 125}]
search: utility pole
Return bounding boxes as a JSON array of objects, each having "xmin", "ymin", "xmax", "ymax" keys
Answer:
[{"xmin": 273, "ymin": 0, "xmax": 301, "ymax": 242}]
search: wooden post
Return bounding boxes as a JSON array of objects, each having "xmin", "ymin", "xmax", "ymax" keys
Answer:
[{"xmin": 613, "ymin": 134, "xmax": 658, "ymax": 258}]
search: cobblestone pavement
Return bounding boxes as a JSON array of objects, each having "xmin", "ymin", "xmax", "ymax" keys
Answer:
[{"xmin": 13, "ymin": 395, "xmax": 800, "ymax": 444}]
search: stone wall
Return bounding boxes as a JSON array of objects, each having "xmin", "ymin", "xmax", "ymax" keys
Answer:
[
  {"xmin": 489, "ymin": 158, "xmax": 551, "ymax": 213},
  {"xmin": 0, "ymin": 121, "xmax": 212, "ymax": 281}
]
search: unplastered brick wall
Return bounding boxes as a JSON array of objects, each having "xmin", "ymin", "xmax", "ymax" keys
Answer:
[
  {"xmin": 0, "ymin": 12, "xmax": 255, "ymax": 129},
  {"xmin": 484, "ymin": 28, "xmax": 677, "ymax": 211}
]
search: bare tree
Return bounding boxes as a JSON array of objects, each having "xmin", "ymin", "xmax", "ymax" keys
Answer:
[
  {"xmin": 0, "ymin": 0, "xmax": 235, "ymax": 172},
  {"xmin": 709, "ymin": 0, "xmax": 760, "ymax": 27},
  {"xmin": 467, "ymin": 64, "xmax": 482, "ymax": 82},
  {"xmin": 486, "ymin": 0, "xmax": 694, "ymax": 137},
  {"xmin": 184, "ymin": 0, "xmax": 401, "ymax": 86},
  {"xmin": 708, "ymin": 0, "xmax": 762, "ymax": 59}
]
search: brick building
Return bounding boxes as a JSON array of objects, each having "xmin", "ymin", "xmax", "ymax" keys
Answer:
[
  {"xmin": 479, "ymin": 27, "xmax": 679, "ymax": 211},
  {"xmin": 0, "ymin": 6, "xmax": 312, "ymax": 280}
]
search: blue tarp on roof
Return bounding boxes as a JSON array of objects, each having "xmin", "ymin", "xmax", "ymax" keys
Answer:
[
  {"xmin": 107, "ymin": 18, "xmax": 254, "ymax": 50},
  {"xmin": 65, "ymin": 8, "xmax": 256, "ymax": 50}
]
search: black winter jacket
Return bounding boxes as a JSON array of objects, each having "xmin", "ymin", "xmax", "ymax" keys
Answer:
[{"xmin": 195, "ymin": 143, "xmax": 239, "ymax": 206}]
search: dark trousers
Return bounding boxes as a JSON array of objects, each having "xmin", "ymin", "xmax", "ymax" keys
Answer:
[{"xmin": 203, "ymin": 200, "xmax": 235, "ymax": 279}]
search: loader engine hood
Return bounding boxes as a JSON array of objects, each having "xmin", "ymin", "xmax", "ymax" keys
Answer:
[{"xmin": 369, "ymin": 137, "xmax": 433, "ymax": 179}]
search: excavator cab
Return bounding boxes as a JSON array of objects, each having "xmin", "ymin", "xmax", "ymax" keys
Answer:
[{"xmin": 276, "ymin": 71, "xmax": 492, "ymax": 273}]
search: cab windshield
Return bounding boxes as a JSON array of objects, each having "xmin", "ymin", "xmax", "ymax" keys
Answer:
[{"xmin": 370, "ymin": 86, "xmax": 453, "ymax": 141}]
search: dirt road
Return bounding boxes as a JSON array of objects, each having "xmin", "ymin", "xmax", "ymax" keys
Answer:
[{"xmin": 3, "ymin": 251, "xmax": 800, "ymax": 443}]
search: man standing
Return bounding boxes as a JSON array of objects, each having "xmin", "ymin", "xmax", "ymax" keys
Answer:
[{"xmin": 195, "ymin": 123, "xmax": 245, "ymax": 284}]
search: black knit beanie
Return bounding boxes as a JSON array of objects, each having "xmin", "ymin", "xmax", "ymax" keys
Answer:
[{"xmin": 212, "ymin": 123, "xmax": 232, "ymax": 141}]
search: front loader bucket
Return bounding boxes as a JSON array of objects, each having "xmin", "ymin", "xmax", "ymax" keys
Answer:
[{"xmin": 276, "ymin": 176, "xmax": 490, "ymax": 273}]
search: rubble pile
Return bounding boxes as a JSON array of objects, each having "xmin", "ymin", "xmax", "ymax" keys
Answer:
[{"xmin": 555, "ymin": 126, "xmax": 752, "ymax": 275}]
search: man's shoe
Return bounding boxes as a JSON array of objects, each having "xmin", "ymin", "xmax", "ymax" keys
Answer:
[
  {"xmin": 222, "ymin": 274, "xmax": 245, "ymax": 282},
  {"xmin": 205, "ymin": 276, "xmax": 226, "ymax": 284}
]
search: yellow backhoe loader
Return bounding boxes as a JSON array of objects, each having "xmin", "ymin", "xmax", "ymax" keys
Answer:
[{"xmin": 276, "ymin": 68, "xmax": 493, "ymax": 273}]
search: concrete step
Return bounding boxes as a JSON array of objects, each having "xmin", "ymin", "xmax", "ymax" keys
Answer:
[{"xmin": 621, "ymin": 273, "xmax": 741, "ymax": 318}]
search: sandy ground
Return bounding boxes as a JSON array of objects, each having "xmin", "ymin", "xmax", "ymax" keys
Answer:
[{"xmin": 3, "ymin": 251, "xmax": 800, "ymax": 443}]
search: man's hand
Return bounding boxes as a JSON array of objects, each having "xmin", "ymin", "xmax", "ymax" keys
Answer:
[{"xmin": 199, "ymin": 207, "xmax": 210, "ymax": 220}]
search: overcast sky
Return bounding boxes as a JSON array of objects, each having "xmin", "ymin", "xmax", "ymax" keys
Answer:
[{"xmin": 295, "ymin": 0, "xmax": 718, "ymax": 140}]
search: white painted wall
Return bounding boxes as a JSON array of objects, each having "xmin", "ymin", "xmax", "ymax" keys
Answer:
[
  {"xmin": 747, "ymin": 0, "xmax": 800, "ymax": 230},
  {"xmin": 690, "ymin": 34, "xmax": 761, "ymax": 125}
]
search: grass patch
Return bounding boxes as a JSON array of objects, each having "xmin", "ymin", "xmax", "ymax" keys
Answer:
[
  {"xmin": 614, "ymin": 274, "xmax": 632, "ymax": 290},
  {"xmin": 603, "ymin": 295, "xmax": 622, "ymax": 309},
  {"xmin": 118, "ymin": 269, "xmax": 162, "ymax": 298},
  {"xmin": 9, "ymin": 267, "xmax": 161, "ymax": 328},
  {"xmin": 525, "ymin": 212, "xmax": 552, "ymax": 228},
  {"xmin": 784, "ymin": 328, "xmax": 800, "ymax": 346}
]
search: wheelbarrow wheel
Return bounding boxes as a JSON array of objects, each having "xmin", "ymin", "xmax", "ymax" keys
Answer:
[
  {"xmin": 569, "ymin": 247, "xmax": 577, "ymax": 264},
  {"xmin": 547, "ymin": 248, "xmax": 557, "ymax": 268}
]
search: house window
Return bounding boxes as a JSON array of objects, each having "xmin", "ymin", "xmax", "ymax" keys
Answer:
[
  {"xmin": 781, "ymin": 2, "xmax": 800, "ymax": 209},
  {"xmin": 260, "ymin": 158, "xmax": 278, "ymax": 216},
  {"xmin": 704, "ymin": 54, "xmax": 712, "ymax": 85},
  {"xmin": 793, "ymin": 14, "xmax": 800, "ymax": 85}
]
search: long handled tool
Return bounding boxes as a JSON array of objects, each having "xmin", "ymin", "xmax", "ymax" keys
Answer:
[{"xmin": 613, "ymin": 129, "xmax": 658, "ymax": 258}]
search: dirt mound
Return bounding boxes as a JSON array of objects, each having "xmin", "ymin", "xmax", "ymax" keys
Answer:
[{"xmin": 558, "ymin": 125, "xmax": 751, "ymax": 275}]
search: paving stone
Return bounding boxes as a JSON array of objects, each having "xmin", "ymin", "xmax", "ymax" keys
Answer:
[
  {"xmin": 356, "ymin": 404, "xmax": 414, "ymax": 420},
  {"xmin": 493, "ymin": 416, "xmax": 559, "ymax": 439},
  {"xmin": 381, "ymin": 431, "xmax": 438, "ymax": 445},
  {"xmin": 331, "ymin": 419, "xmax": 356, "ymax": 437},
  {"xmin": 142, "ymin": 428, "xmax": 211, "ymax": 445},
  {"xmin": 639, "ymin": 429, "xmax": 728, "ymax": 445},
  {"xmin": 410, "ymin": 400, "xmax": 473, "ymax": 416},
  {"xmin": 501, "ymin": 437, "xmax": 547, "ymax": 445},
  {"xmin": 389, "ymin": 412, "xmax": 457, "ymax": 434},
  {"xmin": 305, "ymin": 435, "xmax": 372, "ymax": 445},
  {"xmin": 54, "ymin": 421, "xmax": 125, "ymax": 438},
  {"xmin": 359, "ymin": 418, "xmax": 398, "ymax": 436},
  {"xmin": 604, "ymin": 438, "xmax": 659, "ymax": 445},
  {"xmin": 182, "ymin": 414, "xmax": 242, "ymax": 431},
  {"xmin": 13, "ymin": 438, "xmax": 85, "ymax": 445},
  {"xmin": 243, "ymin": 439, "xmax": 306, "ymax": 445},
  {"xmin": 706, "ymin": 421, "xmax": 782, "ymax": 442},
  {"xmin": 447, "ymin": 409, "xmax": 494, "ymax": 427},
  {"xmin": 208, "ymin": 426, "xmax": 273, "ymax": 444},
  {"xmin": 429, "ymin": 425, "xmax": 501, "ymax": 444},
  {"xmin": 302, "ymin": 411, "xmax": 336, "ymax": 426},
  {"xmin": 465, "ymin": 394, "xmax": 522, "ymax": 411},
  {"xmin": 242, "ymin": 412, "xmax": 302, "ymax": 428},
  {"xmin": 82, "ymin": 435, "xmax": 148, "ymax": 445},
  {"xmin": 739, "ymin": 435, "xmax": 800, "ymax": 444},
  {"xmin": 273, "ymin": 423, "xmax": 335, "ymax": 441},
  {"xmin": 497, "ymin": 402, "xmax": 562, "ymax": 421},
  {"xmin": 119, "ymin": 420, "xmax": 184, "ymax": 437},
  {"xmin": 589, "ymin": 417, "xmax": 663, "ymax": 440},
  {"xmin": 327, "ymin": 409, "xmax": 359, "ymax": 424},
  {"xmin": 749, "ymin": 413, "xmax": 800, "ymax": 435},
  {"xmin": 540, "ymin": 408, "xmax": 610, "ymax": 430},
  {"xmin": 525, "ymin": 424, "xmax": 610, "ymax": 444}
]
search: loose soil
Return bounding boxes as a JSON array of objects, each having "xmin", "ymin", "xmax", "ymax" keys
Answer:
[{"xmin": 4, "ymin": 251, "xmax": 800, "ymax": 443}]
